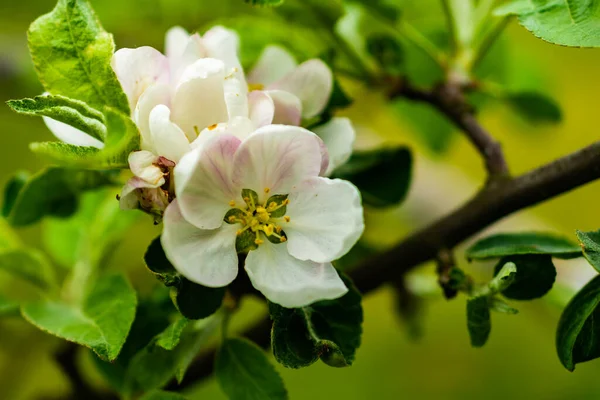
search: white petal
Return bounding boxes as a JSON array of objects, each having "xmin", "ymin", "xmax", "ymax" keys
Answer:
[
  {"xmin": 111, "ymin": 47, "xmax": 169, "ymax": 111},
  {"xmin": 190, "ymin": 117, "xmax": 255, "ymax": 152},
  {"xmin": 202, "ymin": 26, "xmax": 243, "ymax": 73},
  {"xmin": 232, "ymin": 125, "xmax": 323, "ymax": 201},
  {"xmin": 43, "ymin": 117, "xmax": 104, "ymax": 148},
  {"xmin": 162, "ymin": 200, "xmax": 239, "ymax": 287},
  {"xmin": 224, "ymin": 76, "xmax": 249, "ymax": 119},
  {"xmin": 248, "ymin": 91, "xmax": 275, "ymax": 128},
  {"xmin": 133, "ymin": 83, "xmax": 171, "ymax": 151},
  {"xmin": 167, "ymin": 28, "xmax": 207, "ymax": 85},
  {"xmin": 245, "ymin": 241, "xmax": 348, "ymax": 308},
  {"xmin": 172, "ymin": 58, "xmax": 229, "ymax": 140},
  {"xmin": 128, "ymin": 150, "xmax": 165, "ymax": 187},
  {"xmin": 312, "ymin": 117, "xmax": 355, "ymax": 176},
  {"xmin": 175, "ymin": 134, "xmax": 242, "ymax": 230},
  {"xmin": 248, "ymin": 45, "xmax": 297, "ymax": 86},
  {"xmin": 285, "ymin": 177, "xmax": 364, "ymax": 263},
  {"xmin": 264, "ymin": 90, "xmax": 302, "ymax": 126},
  {"xmin": 119, "ymin": 176, "xmax": 168, "ymax": 214},
  {"xmin": 268, "ymin": 59, "xmax": 333, "ymax": 119},
  {"xmin": 148, "ymin": 105, "xmax": 190, "ymax": 163},
  {"xmin": 165, "ymin": 26, "xmax": 191, "ymax": 60}
]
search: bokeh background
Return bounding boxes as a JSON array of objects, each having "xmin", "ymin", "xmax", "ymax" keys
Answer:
[{"xmin": 2, "ymin": 0, "xmax": 600, "ymax": 399}]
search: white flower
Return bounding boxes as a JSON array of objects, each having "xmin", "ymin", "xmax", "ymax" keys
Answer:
[
  {"xmin": 161, "ymin": 125, "xmax": 364, "ymax": 308},
  {"xmin": 247, "ymin": 45, "xmax": 355, "ymax": 175}
]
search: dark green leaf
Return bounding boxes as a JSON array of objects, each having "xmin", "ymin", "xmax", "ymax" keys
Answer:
[
  {"xmin": 495, "ymin": 0, "xmax": 600, "ymax": 48},
  {"xmin": 366, "ymin": 34, "xmax": 403, "ymax": 75},
  {"xmin": 171, "ymin": 278, "xmax": 225, "ymax": 320},
  {"xmin": 493, "ymin": 255, "xmax": 556, "ymax": 300},
  {"xmin": 0, "ymin": 294, "xmax": 19, "ymax": 317},
  {"xmin": 8, "ymin": 167, "xmax": 114, "ymax": 226},
  {"xmin": 27, "ymin": 0, "xmax": 129, "ymax": 113},
  {"xmin": 139, "ymin": 391, "xmax": 188, "ymax": 400},
  {"xmin": 505, "ymin": 92, "xmax": 562, "ymax": 124},
  {"xmin": 0, "ymin": 249, "xmax": 57, "ymax": 291},
  {"xmin": 348, "ymin": 0, "xmax": 401, "ymax": 23},
  {"xmin": 2, "ymin": 171, "xmax": 30, "ymax": 218},
  {"xmin": 275, "ymin": 0, "xmax": 343, "ymax": 30},
  {"xmin": 334, "ymin": 147, "xmax": 412, "ymax": 208},
  {"xmin": 6, "ymin": 95, "xmax": 106, "ymax": 141},
  {"xmin": 467, "ymin": 295, "xmax": 491, "ymax": 347},
  {"xmin": 22, "ymin": 274, "xmax": 137, "ymax": 361},
  {"xmin": 144, "ymin": 236, "xmax": 179, "ymax": 286},
  {"xmin": 557, "ymin": 275, "xmax": 600, "ymax": 371},
  {"xmin": 270, "ymin": 273, "xmax": 362, "ymax": 368},
  {"xmin": 466, "ymin": 232, "xmax": 582, "ymax": 260},
  {"xmin": 216, "ymin": 338, "xmax": 288, "ymax": 400},
  {"xmin": 245, "ymin": 0, "xmax": 284, "ymax": 5},
  {"xmin": 576, "ymin": 229, "xmax": 600, "ymax": 272}
]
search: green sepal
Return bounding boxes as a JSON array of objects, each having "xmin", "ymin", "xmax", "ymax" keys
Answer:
[{"xmin": 265, "ymin": 194, "xmax": 288, "ymax": 218}]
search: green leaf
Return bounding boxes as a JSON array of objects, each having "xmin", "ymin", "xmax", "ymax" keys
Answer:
[
  {"xmin": 6, "ymin": 95, "xmax": 106, "ymax": 141},
  {"xmin": 144, "ymin": 236, "xmax": 180, "ymax": 286},
  {"xmin": 557, "ymin": 275, "xmax": 600, "ymax": 371},
  {"xmin": 0, "ymin": 295, "xmax": 19, "ymax": 317},
  {"xmin": 0, "ymin": 249, "xmax": 57, "ymax": 291},
  {"xmin": 0, "ymin": 218, "xmax": 20, "ymax": 251},
  {"xmin": 8, "ymin": 167, "xmax": 114, "ymax": 227},
  {"xmin": 31, "ymin": 107, "xmax": 140, "ymax": 169},
  {"xmin": 139, "ymin": 391, "xmax": 188, "ymax": 400},
  {"xmin": 27, "ymin": 0, "xmax": 129, "ymax": 113},
  {"xmin": 155, "ymin": 317, "xmax": 189, "ymax": 351},
  {"xmin": 216, "ymin": 338, "xmax": 288, "ymax": 400},
  {"xmin": 270, "ymin": 273, "xmax": 363, "ymax": 368},
  {"xmin": 2, "ymin": 171, "xmax": 30, "ymax": 218},
  {"xmin": 347, "ymin": 0, "xmax": 401, "ymax": 23},
  {"xmin": 576, "ymin": 229, "xmax": 600, "ymax": 272},
  {"xmin": 493, "ymin": 255, "xmax": 556, "ymax": 300},
  {"xmin": 275, "ymin": 0, "xmax": 344, "ymax": 30},
  {"xmin": 495, "ymin": 0, "xmax": 600, "ymax": 48},
  {"xmin": 333, "ymin": 147, "xmax": 412, "ymax": 208},
  {"xmin": 466, "ymin": 295, "xmax": 491, "ymax": 347},
  {"xmin": 245, "ymin": 0, "xmax": 284, "ymax": 6},
  {"xmin": 21, "ymin": 274, "xmax": 137, "ymax": 361},
  {"xmin": 365, "ymin": 34, "xmax": 403, "ymax": 75},
  {"xmin": 505, "ymin": 92, "xmax": 562, "ymax": 124},
  {"xmin": 466, "ymin": 232, "xmax": 582, "ymax": 260}
]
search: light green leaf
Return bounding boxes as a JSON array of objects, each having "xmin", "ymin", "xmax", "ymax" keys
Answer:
[
  {"xmin": 27, "ymin": 0, "xmax": 129, "ymax": 113},
  {"xmin": 21, "ymin": 274, "xmax": 137, "ymax": 361},
  {"xmin": 466, "ymin": 295, "xmax": 491, "ymax": 347},
  {"xmin": 0, "ymin": 249, "xmax": 57, "ymax": 291},
  {"xmin": 495, "ymin": 0, "xmax": 600, "ymax": 48},
  {"xmin": 333, "ymin": 147, "xmax": 412, "ymax": 208},
  {"xmin": 8, "ymin": 167, "xmax": 114, "ymax": 227},
  {"xmin": 139, "ymin": 391, "xmax": 187, "ymax": 400},
  {"xmin": 155, "ymin": 318, "xmax": 189, "ymax": 351},
  {"xmin": 30, "ymin": 107, "xmax": 140, "ymax": 169},
  {"xmin": 0, "ymin": 218, "xmax": 21, "ymax": 251},
  {"xmin": 505, "ymin": 92, "xmax": 562, "ymax": 124},
  {"xmin": 216, "ymin": 338, "xmax": 288, "ymax": 400},
  {"xmin": 493, "ymin": 255, "xmax": 556, "ymax": 300},
  {"xmin": 557, "ymin": 275, "xmax": 600, "ymax": 371},
  {"xmin": 466, "ymin": 232, "xmax": 582, "ymax": 260},
  {"xmin": 7, "ymin": 95, "xmax": 106, "ymax": 141},
  {"xmin": 576, "ymin": 229, "xmax": 600, "ymax": 272},
  {"xmin": 270, "ymin": 273, "xmax": 363, "ymax": 368}
]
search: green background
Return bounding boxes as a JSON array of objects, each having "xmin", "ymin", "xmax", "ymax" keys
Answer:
[{"xmin": 1, "ymin": 0, "xmax": 600, "ymax": 398}]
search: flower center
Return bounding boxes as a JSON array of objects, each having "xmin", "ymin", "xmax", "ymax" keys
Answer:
[{"xmin": 224, "ymin": 188, "xmax": 290, "ymax": 251}]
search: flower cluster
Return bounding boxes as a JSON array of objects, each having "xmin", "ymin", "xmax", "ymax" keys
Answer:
[{"xmin": 42, "ymin": 26, "xmax": 364, "ymax": 308}]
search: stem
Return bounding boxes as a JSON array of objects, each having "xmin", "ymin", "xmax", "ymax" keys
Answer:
[
  {"xmin": 470, "ymin": 16, "xmax": 510, "ymax": 71},
  {"xmin": 440, "ymin": 0, "xmax": 459, "ymax": 54},
  {"xmin": 401, "ymin": 22, "xmax": 448, "ymax": 69}
]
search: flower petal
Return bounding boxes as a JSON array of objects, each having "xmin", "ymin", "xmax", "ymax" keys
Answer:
[
  {"xmin": 247, "ymin": 45, "xmax": 297, "ymax": 86},
  {"xmin": 312, "ymin": 117, "xmax": 355, "ymax": 176},
  {"xmin": 171, "ymin": 58, "xmax": 229, "ymax": 141},
  {"xmin": 128, "ymin": 150, "xmax": 165, "ymax": 186},
  {"xmin": 232, "ymin": 125, "xmax": 323, "ymax": 201},
  {"xmin": 224, "ymin": 76, "xmax": 249, "ymax": 119},
  {"xmin": 285, "ymin": 177, "xmax": 364, "ymax": 263},
  {"xmin": 175, "ymin": 134, "xmax": 242, "ymax": 230},
  {"xmin": 42, "ymin": 117, "xmax": 104, "ymax": 148},
  {"xmin": 148, "ymin": 104, "xmax": 190, "ymax": 163},
  {"xmin": 245, "ymin": 241, "xmax": 348, "ymax": 308},
  {"xmin": 191, "ymin": 116, "xmax": 255, "ymax": 150},
  {"xmin": 119, "ymin": 176, "xmax": 169, "ymax": 217},
  {"xmin": 162, "ymin": 200, "xmax": 239, "ymax": 287},
  {"xmin": 264, "ymin": 90, "xmax": 302, "ymax": 126},
  {"xmin": 268, "ymin": 59, "xmax": 333, "ymax": 119},
  {"xmin": 248, "ymin": 91, "xmax": 275, "ymax": 128},
  {"xmin": 111, "ymin": 47, "xmax": 169, "ymax": 111},
  {"xmin": 167, "ymin": 27, "xmax": 207, "ymax": 85},
  {"xmin": 202, "ymin": 26, "xmax": 243, "ymax": 73},
  {"xmin": 133, "ymin": 83, "xmax": 171, "ymax": 151},
  {"xmin": 165, "ymin": 26, "xmax": 191, "ymax": 60}
]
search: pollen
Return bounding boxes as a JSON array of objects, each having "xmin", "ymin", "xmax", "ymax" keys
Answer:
[
  {"xmin": 280, "ymin": 237, "xmax": 287, "ymax": 243},
  {"xmin": 229, "ymin": 200, "xmax": 236, "ymax": 207},
  {"xmin": 264, "ymin": 187, "xmax": 270, "ymax": 194},
  {"xmin": 208, "ymin": 124, "xmax": 218, "ymax": 131},
  {"xmin": 284, "ymin": 216, "xmax": 291, "ymax": 222},
  {"xmin": 228, "ymin": 216, "xmax": 237, "ymax": 223},
  {"xmin": 254, "ymin": 238, "xmax": 264, "ymax": 245}
]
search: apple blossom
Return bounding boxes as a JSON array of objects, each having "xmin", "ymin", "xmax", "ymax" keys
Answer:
[{"xmin": 161, "ymin": 125, "xmax": 364, "ymax": 308}]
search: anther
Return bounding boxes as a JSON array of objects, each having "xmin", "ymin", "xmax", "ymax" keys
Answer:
[
  {"xmin": 228, "ymin": 216, "xmax": 237, "ymax": 223},
  {"xmin": 208, "ymin": 124, "xmax": 218, "ymax": 130},
  {"xmin": 254, "ymin": 238, "xmax": 264, "ymax": 245},
  {"xmin": 264, "ymin": 187, "xmax": 270, "ymax": 194},
  {"xmin": 229, "ymin": 200, "xmax": 236, "ymax": 207},
  {"xmin": 284, "ymin": 216, "xmax": 291, "ymax": 222},
  {"xmin": 280, "ymin": 237, "xmax": 287, "ymax": 243}
]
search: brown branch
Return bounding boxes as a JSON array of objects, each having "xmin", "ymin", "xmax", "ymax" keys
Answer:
[{"xmin": 173, "ymin": 138, "xmax": 600, "ymax": 392}]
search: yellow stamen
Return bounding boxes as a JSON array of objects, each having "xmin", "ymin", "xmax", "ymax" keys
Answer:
[
  {"xmin": 280, "ymin": 236, "xmax": 287, "ymax": 242},
  {"xmin": 284, "ymin": 216, "xmax": 291, "ymax": 222},
  {"xmin": 263, "ymin": 224, "xmax": 274, "ymax": 236},
  {"xmin": 248, "ymin": 83, "xmax": 265, "ymax": 91},
  {"xmin": 208, "ymin": 124, "xmax": 218, "ymax": 131},
  {"xmin": 228, "ymin": 216, "xmax": 237, "ymax": 223},
  {"xmin": 264, "ymin": 187, "xmax": 270, "ymax": 194},
  {"xmin": 229, "ymin": 200, "xmax": 236, "ymax": 207}
]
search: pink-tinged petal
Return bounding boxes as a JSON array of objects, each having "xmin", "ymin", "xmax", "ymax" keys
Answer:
[
  {"xmin": 245, "ymin": 241, "xmax": 348, "ymax": 308},
  {"xmin": 175, "ymin": 134, "xmax": 242, "ymax": 230},
  {"xmin": 248, "ymin": 91, "xmax": 275, "ymax": 128},
  {"xmin": 247, "ymin": 45, "xmax": 297, "ymax": 86},
  {"xmin": 191, "ymin": 117, "xmax": 255, "ymax": 151},
  {"xmin": 285, "ymin": 177, "xmax": 364, "ymax": 263},
  {"xmin": 43, "ymin": 117, "xmax": 104, "ymax": 149},
  {"xmin": 111, "ymin": 47, "xmax": 169, "ymax": 111},
  {"xmin": 133, "ymin": 83, "xmax": 171, "ymax": 151},
  {"xmin": 128, "ymin": 150, "xmax": 164, "ymax": 186},
  {"xmin": 171, "ymin": 58, "xmax": 229, "ymax": 141},
  {"xmin": 268, "ymin": 59, "xmax": 333, "ymax": 118},
  {"xmin": 263, "ymin": 90, "xmax": 301, "ymax": 126},
  {"xmin": 312, "ymin": 117, "xmax": 355, "ymax": 176},
  {"xmin": 232, "ymin": 125, "xmax": 323, "ymax": 202},
  {"xmin": 119, "ymin": 177, "xmax": 169, "ymax": 219},
  {"xmin": 162, "ymin": 200, "xmax": 239, "ymax": 287},
  {"xmin": 148, "ymin": 105, "xmax": 190, "ymax": 163}
]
